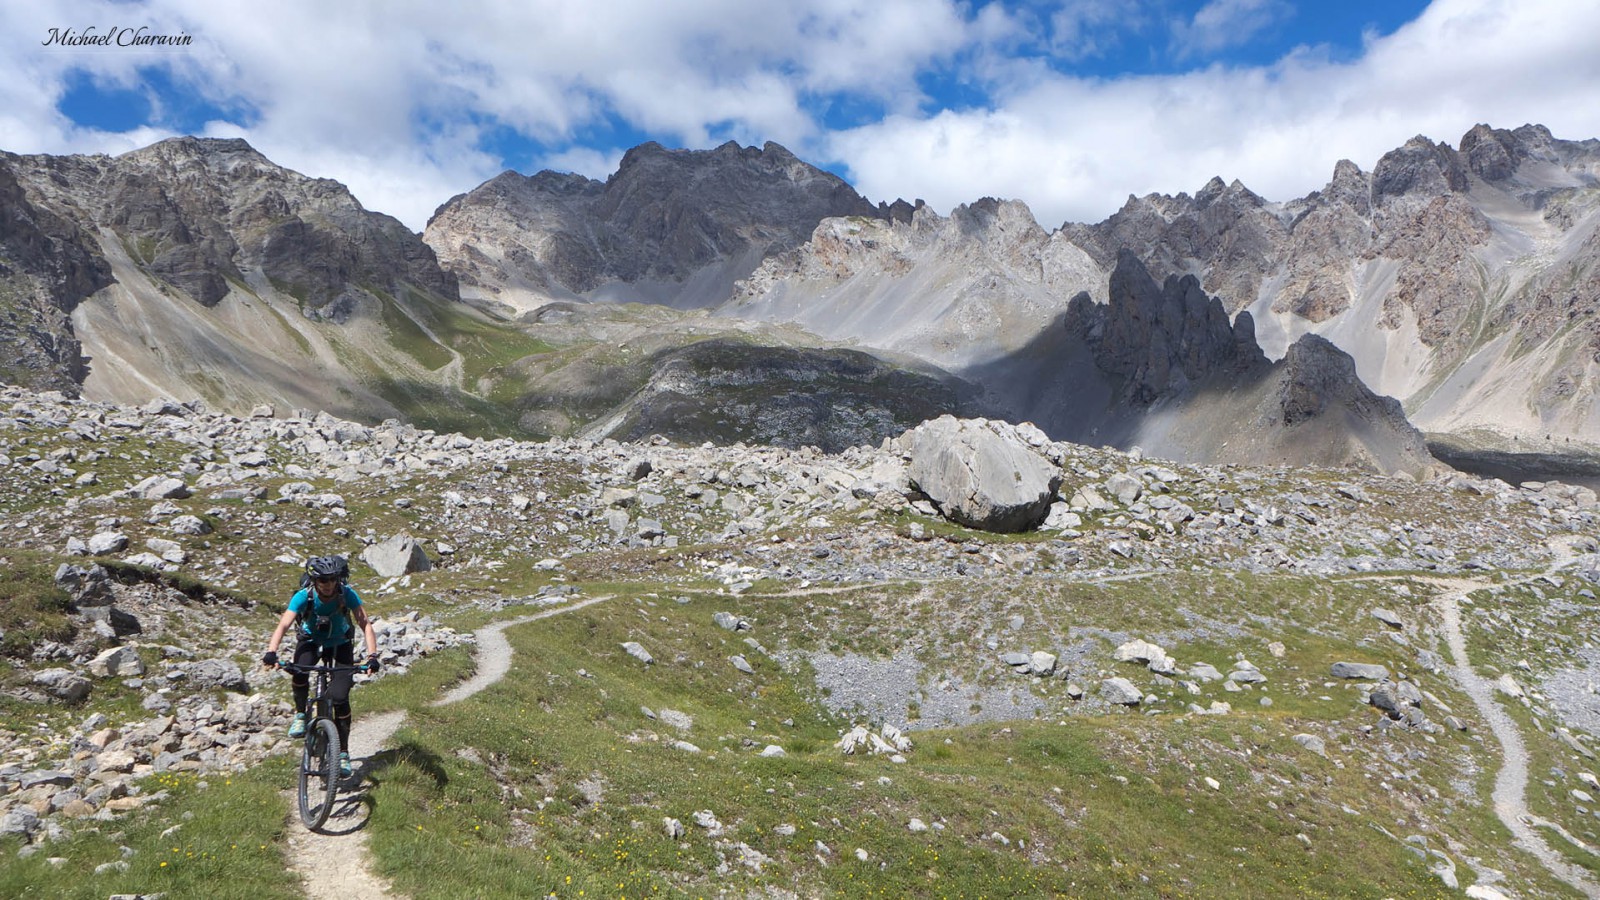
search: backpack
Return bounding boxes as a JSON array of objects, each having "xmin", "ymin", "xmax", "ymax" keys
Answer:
[{"xmin": 295, "ymin": 560, "xmax": 355, "ymax": 642}]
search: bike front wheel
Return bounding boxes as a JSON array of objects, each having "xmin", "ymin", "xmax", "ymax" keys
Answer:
[{"xmin": 298, "ymin": 718, "xmax": 341, "ymax": 829}]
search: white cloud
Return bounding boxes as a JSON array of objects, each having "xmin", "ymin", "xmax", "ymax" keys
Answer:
[
  {"xmin": 1171, "ymin": 0, "xmax": 1293, "ymax": 58},
  {"xmin": 539, "ymin": 146, "xmax": 623, "ymax": 182},
  {"xmin": 1047, "ymin": 0, "xmax": 1144, "ymax": 62},
  {"xmin": 830, "ymin": 0, "xmax": 1600, "ymax": 228},
  {"xmin": 2, "ymin": 0, "xmax": 1599, "ymax": 236},
  {"xmin": 0, "ymin": 0, "xmax": 986, "ymax": 228}
]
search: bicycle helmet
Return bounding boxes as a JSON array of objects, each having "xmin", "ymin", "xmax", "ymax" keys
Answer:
[{"xmin": 305, "ymin": 555, "xmax": 349, "ymax": 583}]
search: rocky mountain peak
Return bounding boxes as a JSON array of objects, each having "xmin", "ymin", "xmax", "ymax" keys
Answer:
[
  {"xmin": 1372, "ymin": 135, "xmax": 1468, "ymax": 202},
  {"xmin": 1277, "ymin": 333, "xmax": 1366, "ymax": 425},
  {"xmin": 424, "ymin": 140, "xmax": 882, "ymax": 309},
  {"xmin": 1315, "ymin": 159, "xmax": 1372, "ymax": 213},
  {"xmin": 1460, "ymin": 123, "xmax": 1528, "ymax": 181},
  {"xmin": 1194, "ymin": 176, "xmax": 1264, "ymax": 211}
]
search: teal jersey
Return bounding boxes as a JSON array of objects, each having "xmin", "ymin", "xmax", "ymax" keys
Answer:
[{"xmin": 288, "ymin": 585, "xmax": 363, "ymax": 648}]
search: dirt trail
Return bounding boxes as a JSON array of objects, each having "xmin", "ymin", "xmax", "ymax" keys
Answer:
[
  {"xmin": 282, "ymin": 596, "xmax": 611, "ymax": 900},
  {"xmin": 1425, "ymin": 550, "xmax": 1600, "ymax": 898}
]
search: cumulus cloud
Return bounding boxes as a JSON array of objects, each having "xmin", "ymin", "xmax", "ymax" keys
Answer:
[
  {"xmin": 830, "ymin": 0, "xmax": 1600, "ymax": 227},
  {"xmin": 0, "ymin": 0, "xmax": 981, "ymax": 227}
]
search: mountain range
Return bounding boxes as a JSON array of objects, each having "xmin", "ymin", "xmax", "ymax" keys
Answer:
[{"xmin": 3, "ymin": 125, "xmax": 1597, "ymax": 475}]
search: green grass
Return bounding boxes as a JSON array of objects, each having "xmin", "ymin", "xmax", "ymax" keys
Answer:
[
  {"xmin": 0, "ymin": 768, "xmax": 299, "ymax": 900},
  {"xmin": 0, "ymin": 551, "xmax": 75, "ymax": 657},
  {"xmin": 371, "ymin": 287, "xmax": 455, "ymax": 371},
  {"xmin": 343, "ymin": 592, "xmax": 1474, "ymax": 899}
]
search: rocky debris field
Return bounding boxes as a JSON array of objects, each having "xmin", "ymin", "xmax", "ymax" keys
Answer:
[{"xmin": 4, "ymin": 384, "xmax": 1600, "ymax": 892}]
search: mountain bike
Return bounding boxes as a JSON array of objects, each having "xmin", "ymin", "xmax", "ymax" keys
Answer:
[{"xmin": 281, "ymin": 659, "xmax": 369, "ymax": 829}]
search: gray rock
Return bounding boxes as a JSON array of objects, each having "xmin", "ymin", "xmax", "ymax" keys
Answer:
[
  {"xmin": 622, "ymin": 642, "xmax": 654, "ymax": 665},
  {"xmin": 131, "ymin": 475, "xmax": 191, "ymax": 500},
  {"xmin": 54, "ymin": 563, "xmax": 114, "ymax": 606},
  {"xmin": 1292, "ymin": 734, "xmax": 1328, "ymax": 756},
  {"xmin": 0, "ymin": 808, "xmax": 40, "ymax": 840},
  {"xmin": 1100, "ymin": 677, "xmax": 1143, "ymax": 705},
  {"xmin": 730, "ymin": 655, "xmax": 754, "ymax": 674},
  {"xmin": 121, "ymin": 551, "xmax": 168, "ymax": 569},
  {"xmin": 20, "ymin": 770, "xmax": 75, "ymax": 789},
  {"xmin": 713, "ymin": 611, "xmax": 750, "ymax": 632},
  {"xmin": 1330, "ymin": 661, "xmax": 1389, "ymax": 680},
  {"xmin": 361, "ymin": 534, "xmax": 431, "ymax": 578},
  {"xmin": 89, "ymin": 646, "xmax": 146, "ymax": 678},
  {"xmin": 1069, "ymin": 485, "xmax": 1113, "ymax": 512},
  {"xmin": 87, "ymin": 531, "xmax": 129, "ymax": 555},
  {"xmin": 183, "ymin": 659, "xmax": 248, "ymax": 692},
  {"xmin": 1105, "ymin": 472, "xmax": 1143, "ymax": 505},
  {"xmin": 33, "ymin": 669, "xmax": 91, "ymax": 702},
  {"xmin": 80, "ymin": 605, "xmax": 142, "ymax": 637},
  {"xmin": 1370, "ymin": 684, "xmax": 1403, "ymax": 712},
  {"xmin": 901, "ymin": 416, "xmax": 1062, "ymax": 533},
  {"xmin": 1030, "ymin": 651, "xmax": 1057, "ymax": 676},
  {"xmin": 1372, "ymin": 608, "xmax": 1405, "ymax": 629}
]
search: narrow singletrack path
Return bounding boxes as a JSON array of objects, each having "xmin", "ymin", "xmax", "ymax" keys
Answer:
[
  {"xmin": 283, "ymin": 595, "xmax": 611, "ymax": 900},
  {"xmin": 1426, "ymin": 553, "xmax": 1600, "ymax": 898}
]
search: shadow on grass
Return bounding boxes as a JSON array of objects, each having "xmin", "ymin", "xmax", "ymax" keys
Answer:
[{"xmin": 314, "ymin": 741, "xmax": 449, "ymax": 836}]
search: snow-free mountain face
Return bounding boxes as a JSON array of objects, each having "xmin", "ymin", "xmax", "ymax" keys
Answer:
[
  {"xmin": 0, "ymin": 137, "xmax": 467, "ymax": 421},
  {"xmin": 710, "ymin": 124, "xmax": 1600, "ymax": 463},
  {"xmin": 1066, "ymin": 124, "xmax": 1600, "ymax": 455},
  {"xmin": 424, "ymin": 140, "xmax": 890, "ymax": 312},
  {"xmin": 5, "ymin": 126, "xmax": 1596, "ymax": 474},
  {"xmin": 0, "ymin": 138, "xmax": 971, "ymax": 449}
]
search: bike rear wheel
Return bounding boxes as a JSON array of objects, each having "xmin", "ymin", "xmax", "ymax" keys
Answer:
[{"xmin": 298, "ymin": 718, "xmax": 341, "ymax": 829}]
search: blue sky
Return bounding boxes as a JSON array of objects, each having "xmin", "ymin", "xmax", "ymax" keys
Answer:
[{"xmin": 4, "ymin": 0, "xmax": 1596, "ymax": 231}]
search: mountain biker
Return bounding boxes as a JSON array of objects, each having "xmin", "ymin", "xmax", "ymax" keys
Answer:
[{"xmin": 261, "ymin": 555, "xmax": 380, "ymax": 778}]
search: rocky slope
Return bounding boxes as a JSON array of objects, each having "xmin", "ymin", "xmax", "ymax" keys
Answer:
[
  {"xmin": 424, "ymin": 141, "xmax": 891, "ymax": 311},
  {"xmin": 1066, "ymin": 124, "xmax": 1600, "ymax": 454},
  {"xmin": 0, "ymin": 137, "xmax": 470, "ymax": 419},
  {"xmin": 0, "ymin": 165, "xmax": 111, "ymax": 393},
  {"xmin": 1057, "ymin": 252, "xmax": 1436, "ymax": 474},
  {"xmin": 432, "ymin": 126, "xmax": 1593, "ymax": 459},
  {"xmin": 5, "ymin": 383, "xmax": 1600, "ymax": 897}
]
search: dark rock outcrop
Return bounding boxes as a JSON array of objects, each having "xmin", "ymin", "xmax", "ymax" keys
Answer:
[
  {"xmin": 0, "ymin": 161, "xmax": 113, "ymax": 392},
  {"xmin": 1065, "ymin": 250, "xmax": 1268, "ymax": 406},
  {"xmin": 594, "ymin": 339, "xmax": 976, "ymax": 453}
]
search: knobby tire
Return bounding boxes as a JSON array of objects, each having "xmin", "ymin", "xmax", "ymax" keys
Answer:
[{"xmin": 298, "ymin": 718, "xmax": 341, "ymax": 829}]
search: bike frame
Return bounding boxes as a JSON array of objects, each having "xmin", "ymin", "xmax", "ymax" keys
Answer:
[{"xmin": 280, "ymin": 656, "xmax": 368, "ymax": 829}]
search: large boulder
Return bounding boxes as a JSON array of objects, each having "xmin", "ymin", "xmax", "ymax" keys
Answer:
[
  {"xmin": 362, "ymin": 534, "xmax": 433, "ymax": 578},
  {"xmin": 183, "ymin": 659, "xmax": 248, "ymax": 692},
  {"xmin": 899, "ymin": 417, "xmax": 1061, "ymax": 532}
]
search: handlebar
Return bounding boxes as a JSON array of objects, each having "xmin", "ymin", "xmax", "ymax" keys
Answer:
[{"xmin": 278, "ymin": 662, "xmax": 372, "ymax": 674}]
